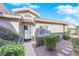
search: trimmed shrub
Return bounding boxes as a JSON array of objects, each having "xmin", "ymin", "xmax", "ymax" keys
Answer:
[
  {"xmin": 63, "ymin": 34, "xmax": 70, "ymax": 40},
  {"xmin": 0, "ymin": 38, "xmax": 19, "ymax": 47},
  {"xmin": 66, "ymin": 28, "xmax": 72, "ymax": 35},
  {"xmin": 0, "ymin": 44, "xmax": 24, "ymax": 56},
  {"xmin": 63, "ymin": 28, "xmax": 72, "ymax": 40},
  {"xmin": 71, "ymin": 38, "xmax": 79, "ymax": 55},
  {"xmin": 0, "ymin": 26, "xmax": 19, "ymax": 42},
  {"xmin": 35, "ymin": 36, "xmax": 45, "ymax": 46},
  {"xmin": 44, "ymin": 35, "xmax": 59, "ymax": 51}
]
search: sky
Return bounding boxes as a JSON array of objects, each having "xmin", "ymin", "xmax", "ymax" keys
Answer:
[{"xmin": 3, "ymin": 3, "xmax": 79, "ymax": 26}]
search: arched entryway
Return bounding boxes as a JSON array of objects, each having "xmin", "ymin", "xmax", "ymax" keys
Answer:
[{"xmin": 35, "ymin": 26, "xmax": 51, "ymax": 37}]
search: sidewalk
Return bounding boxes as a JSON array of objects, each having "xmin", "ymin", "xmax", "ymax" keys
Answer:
[{"xmin": 23, "ymin": 41, "xmax": 36, "ymax": 56}]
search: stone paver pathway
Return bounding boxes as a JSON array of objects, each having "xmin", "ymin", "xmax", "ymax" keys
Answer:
[{"xmin": 56, "ymin": 45, "xmax": 73, "ymax": 56}]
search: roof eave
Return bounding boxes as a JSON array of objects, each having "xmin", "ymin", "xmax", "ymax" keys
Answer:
[{"xmin": 0, "ymin": 14, "xmax": 21, "ymax": 19}]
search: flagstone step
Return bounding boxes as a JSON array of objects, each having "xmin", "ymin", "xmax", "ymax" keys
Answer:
[
  {"xmin": 67, "ymin": 45, "xmax": 73, "ymax": 48},
  {"xmin": 60, "ymin": 50, "xmax": 70, "ymax": 55},
  {"xmin": 56, "ymin": 45, "xmax": 73, "ymax": 56},
  {"xmin": 56, "ymin": 53, "xmax": 65, "ymax": 56},
  {"xmin": 65, "ymin": 47, "xmax": 72, "ymax": 52}
]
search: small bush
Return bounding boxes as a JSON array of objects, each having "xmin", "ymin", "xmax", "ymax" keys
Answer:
[
  {"xmin": 0, "ymin": 26, "xmax": 19, "ymax": 42},
  {"xmin": 0, "ymin": 38, "xmax": 19, "ymax": 47},
  {"xmin": 66, "ymin": 28, "xmax": 72, "ymax": 35},
  {"xmin": 36, "ymin": 36, "xmax": 45, "ymax": 46},
  {"xmin": 63, "ymin": 34, "xmax": 70, "ymax": 40},
  {"xmin": 71, "ymin": 38, "xmax": 79, "ymax": 55},
  {"xmin": 0, "ymin": 44, "xmax": 24, "ymax": 56},
  {"xmin": 63, "ymin": 28, "xmax": 72, "ymax": 40},
  {"xmin": 44, "ymin": 35, "xmax": 58, "ymax": 51}
]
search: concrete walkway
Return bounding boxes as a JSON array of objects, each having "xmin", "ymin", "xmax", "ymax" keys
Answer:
[{"xmin": 23, "ymin": 41, "xmax": 36, "ymax": 56}]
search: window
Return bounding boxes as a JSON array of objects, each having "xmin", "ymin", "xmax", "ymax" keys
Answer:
[
  {"xmin": 24, "ymin": 26, "xmax": 28, "ymax": 30},
  {"xmin": 24, "ymin": 14, "xmax": 32, "ymax": 18}
]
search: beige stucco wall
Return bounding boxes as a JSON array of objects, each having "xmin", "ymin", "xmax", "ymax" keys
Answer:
[
  {"xmin": 31, "ymin": 23, "xmax": 64, "ymax": 37},
  {"xmin": 0, "ymin": 18, "xmax": 19, "ymax": 34},
  {"xmin": 0, "ymin": 17, "xmax": 66, "ymax": 39}
]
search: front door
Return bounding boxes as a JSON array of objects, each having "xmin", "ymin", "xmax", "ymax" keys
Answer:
[{"xmin": 24, "ymin": 25, "xmax": 31, "ymax": 39}]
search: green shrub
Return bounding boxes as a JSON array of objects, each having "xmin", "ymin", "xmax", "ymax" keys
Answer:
[
  {"xmin": 71, "ymin": 38, "xmax": 79, "ymax": 55},
  {"xmin": 44, "ymin": 35, "xmax": 58, "ymax": 51},
  {"xmin": 66, "ymin": 28, "xmax": 72, "ymax": 35},
  {"xmin": 0, "ymin": 44, "xmax": 24, "ymax": 56},
  {"xmin": 63, "ymin": 28, "xmax": 72, "ymax": 40},
  {"xmin": 63, "ymin": 34, "xmax": 70, "ymax": 40},
  {"xmin": 36, "ymin": 36, "xmax": 45, "ymax": 46},
  {"xmin": 0, "ymin": 38, "xmax": 19, "ymax": 47},
  {"xmin": 0, "ymin": 26, "xmax": 19, "ymax": 42}
]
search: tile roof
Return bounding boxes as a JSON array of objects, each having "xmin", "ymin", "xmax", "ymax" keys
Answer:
[
  {"xmin": 12, "ymin": 8, "xmax": 40, "ymax": 17},
  {"xmin": 0, "ymin": 4, "xmax": 10, "ymax": 14}
]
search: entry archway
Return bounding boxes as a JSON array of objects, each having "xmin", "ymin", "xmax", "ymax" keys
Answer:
[{"xmin": 35, "ymin": 26, "xmax": 51, "ymax": 37}]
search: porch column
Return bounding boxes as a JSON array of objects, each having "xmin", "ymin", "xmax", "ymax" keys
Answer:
[
  {"xmin": 63, "ymin": 24, "xmax": 66, "ymax": 35},
  {"xmin": 18, "ymin": 19, "xmax": 24, "ymax": 44}
]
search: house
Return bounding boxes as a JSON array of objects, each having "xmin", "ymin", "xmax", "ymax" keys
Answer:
[
  {"xmin": 66, "ymin": 22, "xmax": 77, "ymax": 35},
  {"xmin": 76, "ymin": 26, "xmax": 79, "ymax": 35},
  {"xmin": 0, "ymin": 4, "xmax": 10, "ymax": 14},
  {"xmin": 0, "ymin": 5, "xmax": 67, "ymax": 42}
]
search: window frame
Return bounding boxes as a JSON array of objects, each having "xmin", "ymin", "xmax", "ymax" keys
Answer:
[
  {"xmin": 24, "ymin": 13, "xmax": 32, "ymax": 18},
  {"xmin": 24, "ymin": 26, "xmax": 28, "ymax": 30}
]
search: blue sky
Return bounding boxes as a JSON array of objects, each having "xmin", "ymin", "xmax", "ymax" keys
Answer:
[{"xmin": 3, "ymin": 3, "xmax": 79, "ymax": 26}]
